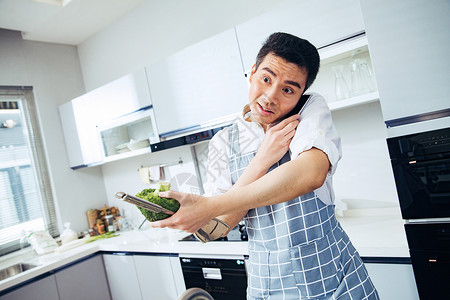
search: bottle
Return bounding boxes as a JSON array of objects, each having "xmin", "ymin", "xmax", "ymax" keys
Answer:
[
  {"xmin": 331, "ymin": 65, "xmax": 350, "ymax": 100},
  {"xmin": 97, "ymin": 219, "xmax": 105, "ymax": 235},
  {"xmin": 105, "ymin": 215, "xmax": 115, "ymax": 233},
  {"xmin": 19, "ymin": 230, "xmax": 29, "ymax": 250}
]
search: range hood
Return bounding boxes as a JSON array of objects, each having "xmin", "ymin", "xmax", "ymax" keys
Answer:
[{"xmin": 150, "ymin": 113, "xmax": 239, "ymax": 152}]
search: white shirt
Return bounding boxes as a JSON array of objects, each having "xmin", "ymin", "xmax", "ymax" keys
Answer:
[{"xmin": 203, "ymin": 92, "xmax": 342, "ymax": 205}]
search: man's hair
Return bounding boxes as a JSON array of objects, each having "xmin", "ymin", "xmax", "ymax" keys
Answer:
[{"xmin": 255, "ymin": 32, "xmax": 320, "ymax": 91}]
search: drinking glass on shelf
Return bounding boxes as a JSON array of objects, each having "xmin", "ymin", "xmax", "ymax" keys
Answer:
[
  {"xmin": 349, "ymin": 58, "xmax": 376, "ymax": 96},
  {"xmin": 331, "ymin": 65, "xmax": 350, "ymax": 100}
]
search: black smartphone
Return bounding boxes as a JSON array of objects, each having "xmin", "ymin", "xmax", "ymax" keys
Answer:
[{"xmin": 284, "ymin": 94, "xmax": 311, "ymax": 119}]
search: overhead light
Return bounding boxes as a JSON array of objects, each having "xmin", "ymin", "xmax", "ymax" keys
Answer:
[{"xmin": 32, "ymin": 0, "xmax": 73, "ymax": 7}]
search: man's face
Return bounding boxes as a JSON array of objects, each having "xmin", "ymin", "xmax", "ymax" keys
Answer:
[{"xmin": 248, "ymin": 53, "xmax": 308, "ymax": 130}]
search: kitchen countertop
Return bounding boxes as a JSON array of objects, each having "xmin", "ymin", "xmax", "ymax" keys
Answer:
[{"xmin": 0, "ymin": 211, "xmax": 409, "ymax": 293}]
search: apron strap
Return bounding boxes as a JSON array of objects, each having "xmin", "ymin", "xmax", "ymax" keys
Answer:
[{"xmin": 228, "ymin": 122, "xmax": 240, "ymax": 156}]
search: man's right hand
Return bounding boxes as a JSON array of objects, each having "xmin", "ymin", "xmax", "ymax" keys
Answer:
[{"xmin": 255, "ymin": 114, "xmax": 300, "ymax": 167}]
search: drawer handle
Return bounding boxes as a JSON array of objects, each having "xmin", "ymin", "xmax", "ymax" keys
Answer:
[{"xmin": 202, "ymin": 267, "xmax": 222, "ymax": 280}]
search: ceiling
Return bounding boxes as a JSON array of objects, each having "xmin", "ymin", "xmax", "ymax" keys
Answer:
[{"xmin": 0, "ymin": 0, "xmax": 146, "ymax": 45}]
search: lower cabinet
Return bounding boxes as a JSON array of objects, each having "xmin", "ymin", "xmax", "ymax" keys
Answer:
[
  {"xmin": 365, "ymin": 262, "xmax": 419, "ymax": 300},
  {"xmin": 0, "ymin": 254, "xmax": 111, "ymax": 300},
  {"xmin": 0, "ymin": 275, "xmax": 59, "ymax": 300},
  {"xmin": 103, "ymin": 253, "xmax": 142, "ymax": 300},
  {"xmin": 103, "ymin": 253, "xmax": 185, "ymax": 300},
  {"xmin": 54, "ymin": 255, "xmax": 111, "ymax": 300},
  {"xmin": 134, "ymin": 255, "xmax": 183, "ymax": 300}
]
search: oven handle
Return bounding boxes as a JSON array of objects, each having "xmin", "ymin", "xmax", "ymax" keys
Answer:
[{"xmin": 202, "ymin": 267, "xmax": 222, "ymax": 280}]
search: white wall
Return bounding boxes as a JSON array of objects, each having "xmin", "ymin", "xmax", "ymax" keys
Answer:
[
  {"xmin": 0, "ymin": 29, "xmax": 108, "ymax": 233},
  {"xmin": 332, "ymin": 102, "xmax": 398, "ymax": 207},
  {"xmin": 78, "ymin": 0, "xmax": 291, "ymax": 91}
]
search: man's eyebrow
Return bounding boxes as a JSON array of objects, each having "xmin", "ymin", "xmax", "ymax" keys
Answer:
[
  {"xmin": 262, "ymin": 67, "xmax": 276, "ymax": 77},
  {"xmin": 285, "ymin": 80, "xmax": 302, "ymax": 89},
  {"xmin": 261, "ymin": 67, "xmax": 302, "ymax": 89}
]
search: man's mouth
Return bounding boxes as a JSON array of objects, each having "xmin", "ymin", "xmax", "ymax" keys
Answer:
[{"xmin": 257, "ymin": 103, "xmax": 274, "ymax": 116}]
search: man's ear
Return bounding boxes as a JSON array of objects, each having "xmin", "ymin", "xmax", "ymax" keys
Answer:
[{"xmin": 249, "ymin": 64, "xmax": 257, "ymax": 83}]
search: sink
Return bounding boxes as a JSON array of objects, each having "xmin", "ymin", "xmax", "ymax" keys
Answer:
[{"xmin": 0, "ymin": 263, "xmax": 37, "ymax": 281}]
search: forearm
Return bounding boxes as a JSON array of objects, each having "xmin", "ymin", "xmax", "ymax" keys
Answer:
[
  {"xmin": 218, "ymin": 154, "xmax": 272, "ymax": 232},
  {"xmin": 211, "ymin": 148, "xmax": 329, "ymax": 216}
]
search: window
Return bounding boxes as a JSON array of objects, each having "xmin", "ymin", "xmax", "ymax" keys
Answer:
[{"xmin": 0, "ymin": 88, "xmax": 58, "ymax": 255}]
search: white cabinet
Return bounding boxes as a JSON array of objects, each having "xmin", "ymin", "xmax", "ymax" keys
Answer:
[
  {"xmin": 86, "ymin": 68, "xmax": 153, "ymax": 121},
  {"xmin": 145, "ymin": 28, "xmax": 248, "ymax": 136},
  {"xmin": 103, "ymin": 253, "xmax": 185, "ymax": 300},
  {"xmin": 54, "ymin": 255, "xmax": 111, "ymax": 300},
  {"xmin": 0, "ymin": 275, "xmax": 59, "ymax": 300},
  {"xmin": 59, "ymin": 69, "xmax": 155, "ymax": 169},
  {"xmin": 103, "ymin": 254, "xmax": 142, "ymax": 300},
  {"xmin": 59, "ymin": 94, "xmax": 103, "ymax": 168},
  {"xmin": 365, "ymin": 262, "xmax": 419, "ymax": 300},
  {"xmin": 309, "ymin": 33, "xmax": 379, "ymax": 109},
  {"xmin": 360, "ymin": 0, "xmax": 450, "ymax": 124},
  {"xmin": 235, "ymin": 0, "xmax": 365, "ymax": 71},
  {"xmin": 134, "ymin": 255, "xmax": 184, "ymax": 300}
]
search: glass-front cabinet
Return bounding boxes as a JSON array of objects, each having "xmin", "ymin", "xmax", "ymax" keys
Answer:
[
  {"xmin": 309, "ymin": 32, "xmax": 380, "ymax": 110},
  {"xmin": 97, "ymin": 106, "xmax": 159, "ymax": 163},
  {"xmin": 59, "ymin": 68, "xmax": 159, "ymax": 169}
]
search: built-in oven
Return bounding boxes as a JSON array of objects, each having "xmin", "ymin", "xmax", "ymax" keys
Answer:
[
  {"xmin": 404, "ymin": 223, "xmax": 450, "ymax": 299},
  {"xmin": 387, "ymin": 126, "xmax": 450, "ymax": 220},
  {"xmin": 387, "ymin": 125, "xmax": 450, "ymax": 299},
  {"xmin": 179, "ymin": 255, "xmax": 248, "ymax": 300}
]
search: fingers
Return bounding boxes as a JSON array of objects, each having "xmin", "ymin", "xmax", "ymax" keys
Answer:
[
  {"xmin": 151, "ymin": 192, "xmax": 210, "ymax": 233},
  {"xmin": 159, "ymin": 190, "xmax": 203, "ymax": 208},
  {"xmin": 158, "ymin": 190, "xmax": 178, "ymax": 199},
  {"xmin": 269, "ymin": 114, "xmax": 299, "ymax": 134}
]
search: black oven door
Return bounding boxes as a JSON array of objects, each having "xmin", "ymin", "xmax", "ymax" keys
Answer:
[
  {"xmin": 387, "ymin": 127, "xmax": 450, "ymax": 219},
  {"xmin": 180, "ymin": 257, "xmax": 247, "ymax": 300},
  {"xmin": 405, "ymin": 223, "xmax": 450, "ymax": 299}
]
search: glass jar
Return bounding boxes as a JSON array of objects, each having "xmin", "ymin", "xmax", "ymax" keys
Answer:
[
  {"xmin": 105, "ymin": 215, "xmax": 115, "ymax": 233},
  {"xmin": 349, "ymin": 58, "xmax": 376, "ymax": 96},
  {"xmin": 331, "ymin": 65, "xmax": 350, "ymax": 100}
]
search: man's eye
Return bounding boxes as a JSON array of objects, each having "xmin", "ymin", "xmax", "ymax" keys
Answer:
[
  {"xmin": 263, "ymin": 76, "xmax": 270, "ymax": 83},
  {"xmin": 283, "ymin": 87, "xmax": 294, "ymax": 94}
]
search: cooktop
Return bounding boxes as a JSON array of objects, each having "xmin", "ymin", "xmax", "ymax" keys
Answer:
[{"xmin": 179, "ymin": 226, "xmax": 247, "ymax": 242}]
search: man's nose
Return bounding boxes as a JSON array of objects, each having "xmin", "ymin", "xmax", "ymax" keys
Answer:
[{"xmin": 265, "ymin": 85, "xmax": 279, "ymax": 104}]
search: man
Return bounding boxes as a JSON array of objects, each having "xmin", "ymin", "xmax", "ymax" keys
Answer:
[{"xmin": 153, "ymin": 32, "xmax": 379, "ymax": 299}]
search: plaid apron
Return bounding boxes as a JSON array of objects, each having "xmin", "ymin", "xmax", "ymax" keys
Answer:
[{"xmin": 227, "ymin": 123, "xmax": 379, "ymax": 300}]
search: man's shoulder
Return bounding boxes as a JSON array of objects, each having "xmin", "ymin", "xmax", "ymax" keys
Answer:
[
  {"xmin": 302, "ymin": 92, "xmax": 329, "ymax": 110},
  {"xmin": 304, "ymin": 92, "xmax": 326, "ymax": 102}
]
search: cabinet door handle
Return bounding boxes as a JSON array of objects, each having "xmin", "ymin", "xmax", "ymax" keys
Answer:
[{"xmin": 202, "ymin": 267, "xmax": 222, "ymax": 280}]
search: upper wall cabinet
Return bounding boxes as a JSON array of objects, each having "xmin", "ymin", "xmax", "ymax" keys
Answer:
[
  {"xmin": 309, "ymin": 33, "xmax": 380, "ymax": 110},
  {"xmin": 145, "ymin": 28, "xmax": 248, "ymax": 137},
  {"xmin": 235, "ymin": 0, "xmax": 365, "ymax": 71},
  {"xmin": 360, "ymin": 0, "xmax": 450, "ymax": 126},
  {"xmin": 59, "ymin": 95, "xmax": 103, "ymax": 168},
  {"xmin": 59, "ymin": 69, "xmax": 155, "ymax": 169},
  {"xmin": 86, "ymin": 68, "xmax": 153, "ymax": 122}
]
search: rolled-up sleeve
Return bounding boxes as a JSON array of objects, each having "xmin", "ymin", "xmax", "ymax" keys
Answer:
[{"xmin": 289, "ymin": 93, "xmax": 342, "ymax": 174}]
